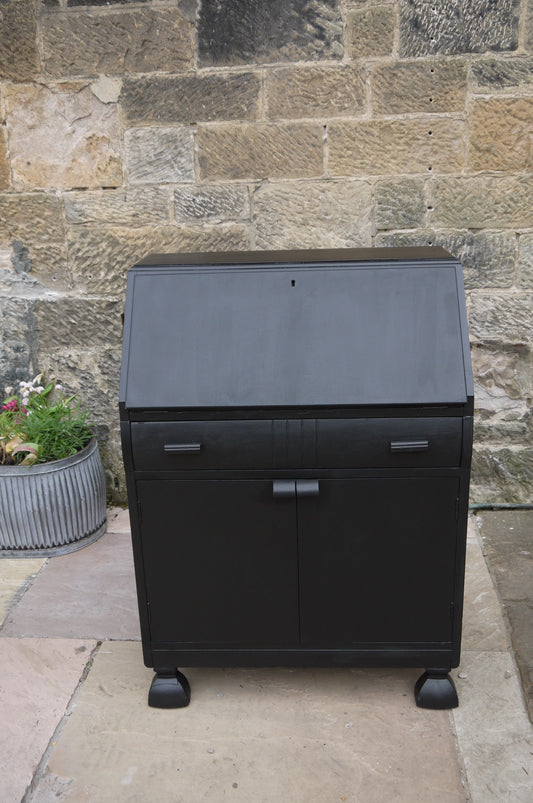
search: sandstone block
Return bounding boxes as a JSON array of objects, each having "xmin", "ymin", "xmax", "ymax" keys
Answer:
[
  {"xmin": 399, "ymin": 0, "xmax": 519, "ymax": 56},
  {"xmin": 197, "ymin": 124, "xmax": 324, "ymax": 181},
  {"xmin": 67, "ymin": 224, "xmax": 250, "ymax": 295},
  {"xmin": 0, "ymin": 0, "xmax": 40, "ymax": 81},
  {"xmin": 346, "ymin": 6, "xmax": 395, "ymax": 58},
  {"xmin": 473, "ymin": 418, "xmax": 531, "ymax": 445},
  {"xmin": 64, "ymin": 188, "xmax": 170, "ymax": 225},
  {"xmin": 471, "ymin": 446, "xmax": 533, "ymax": 505},
  {"xmin": 120, "ymin": 73, "xmax": 260, "ymax": 125},
  {"xmin": 371, "ymin": 60, "xmax": 467, "ymax": 114},
  {"xmin": 0, "ymin": 298, "xmax": 36, "ymax": 388},
  {"xmin": 441, "ymin": 231, "xmax": 516, "ymax": 289},
  {"xmin": 375, "ymin": 179, "xmax": 425, "ymax": 230},
  {"xmin": 198, "ymin": 0, "xmax": 343, "ymax": 66},
  {"xmin": 518, "ymin": 234, "xmax": 533, "ymax": 290},
  {"xmin": 101, "ymin": 424, "xmax": 126, "ymax": 503},
  {"xmin": 0, "ymin": 193, "xmax": 69, "ymax": 290},
  {"xmin": 469, "ymin": 98, "xmax": 533, "ymax": 171},
  {"xmin": 430, "ymin": 176, "xmax": 533, "ymax": 229},
  {"xmin": 0, "ymin": 259, "xmax": 41, "ymax": 297},
  {"xmin": 0, "ymin": 132, "xmax": 9, "ymax": 191},
  {"xmin": 90, "ymin": 76, "xmax": 122, "ymax": 105},
  {"xmin": 471, "ymin": 344, "xmax": 532, "ymax": 424},
  {"xmin": 33, "ymin": 345, "xmax": 125, "ymax": 498},
  {"xmin": 40, "ymin": 8, "xmax": 194, "ymax": 77},
  {"xmin": 527, "ymin": 0, "xmax": 533, "ymax": 52},
  {"xmin": 35, "ymin": 298, "xmax": 123, "ymax": 349},
  {"xmin": 375, "ymin": 230, "xmax": 516, "ymax": 289},
  {"xmin": 469, "ymin": 292, "xmax": 533, "ymax": 344},
  {"xmin": 174, "ymin": 185, "xmax": 250, "ymax": 222},
  {"xmin": 4, "ymin": 84, "xmax": 121, "ymax": 190},
  {"xmin": 471, "ymin": 57, "xmax": 533, "ymax": 90},
  {"xmin": 0, "ymin": 193, "xmax": 64, "ymax": 242},
  {"xmin": 124, "ymin": 128, "xmax": 194, "ymax": 185},
  {"xmin": 253, "ymin": 180, "xmax": 372, "ymax": 249},
  {"xmin": 266, "ymin": 64, "xmax": 366, "ymax": 119},
  {"xmin": 328, "ymin": 118, "xmax": 464, "ymax": 176},
  {"xmin": 44, "ymin": 349, "xmax": 122, "ymax": 434},
  {"xmin": 66, "ymin": 0, "xmax": 149, "ymax": 4}
]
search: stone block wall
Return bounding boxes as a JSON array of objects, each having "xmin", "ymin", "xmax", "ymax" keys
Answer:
[{"xmin": 0, "ymin": 0, "xmax": 532, "ymax": 503}]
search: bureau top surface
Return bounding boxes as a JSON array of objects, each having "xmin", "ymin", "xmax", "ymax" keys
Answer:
[{"xmin": 120, "ymin": 249, "xmax": 472, "ymax": 410}]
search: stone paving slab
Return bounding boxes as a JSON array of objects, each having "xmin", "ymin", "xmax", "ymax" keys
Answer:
[
  {"xmin": 0, "ymin": 637, "xmax": 96, "ymax": 802},
  {"xmin": 476, "ymin": 511, "xmax": 533, "ymax": 722},
  {"xmin": 2, "ymin": 528, "xmax": 140, "ymax": 641},
  {"xmin": 32, "ymin": 641, "xmax": 466, "ymax": 803},
  {"xmin": 452, "ymin": 651, "xmax": 533, "ymax": 803},
  {"xmin": 462, "ymin": 528, "xmax": 509, "ymax": 652},
  {"xmin": 0, "ymin": 559, "xmax": 45, "ymax": 626},
  {"xmin": 106, "ymin": 506, "xmax": 133, "ymax": 535}
]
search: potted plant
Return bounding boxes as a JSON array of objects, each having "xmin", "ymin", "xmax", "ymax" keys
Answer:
[{"xmin": 0, "ymin": 371, "xmax": 107, "ymax": 555}]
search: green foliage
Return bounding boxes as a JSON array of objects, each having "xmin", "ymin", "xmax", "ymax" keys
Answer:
[{"xmin": 0, "ymin": 372, "xmax": 93, "ymax": 466}]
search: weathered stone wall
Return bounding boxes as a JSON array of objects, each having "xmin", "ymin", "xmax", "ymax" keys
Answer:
[{"xmin": 0, "ymin": 0, "xmax": 532, "ymax": 503}]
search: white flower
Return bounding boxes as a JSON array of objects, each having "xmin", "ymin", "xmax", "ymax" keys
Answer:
[{"xmin": 4, "ymin": 386, "xmax": 13, "ymax": 396}]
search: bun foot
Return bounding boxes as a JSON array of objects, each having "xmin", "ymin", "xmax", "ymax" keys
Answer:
[
  {"xmin": 415, "ymin": 669, "xmax": 458, "ymax": 710},
  {"xmin": 148, "ymin": 668, "xmax": 191, "ymax": 708}
]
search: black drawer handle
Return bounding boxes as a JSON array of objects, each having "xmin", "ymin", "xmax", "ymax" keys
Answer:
[
  {"xmin": 164, "ymin": 443, "xmax": 202, "ymax": 454},
  {"xmin": 390, "ymin": 440, "xmax": 429, "ymax": 453}
]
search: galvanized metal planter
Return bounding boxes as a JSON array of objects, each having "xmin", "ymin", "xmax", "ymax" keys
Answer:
[{"xmin": 0, "ymin": 438, "xmax": 107, "ymax": 556}]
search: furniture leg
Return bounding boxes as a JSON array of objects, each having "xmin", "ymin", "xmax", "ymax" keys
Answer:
[
  {"xmin": 414, "ymin": 668, "xmax": 458, "ymax": 709},
  {"xmin": 148, "ymin": 668, "xmax": 191, "ymax": 708}
]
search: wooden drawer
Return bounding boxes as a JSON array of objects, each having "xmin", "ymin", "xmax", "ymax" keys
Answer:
[
  {"xmin": 316, "ymin": 418, "xmax": 462, "ymax": 468},
  {"xmin": 131, "ymin": 420, "xmax": 275, "ymax": 471}
]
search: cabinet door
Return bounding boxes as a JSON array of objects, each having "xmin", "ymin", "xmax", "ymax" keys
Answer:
[
  {"xmin": 297, "ymin": 478, "xmax": 460, "ymax": 646},
  {"xmin": 137, "ymin": 480, "xmax": 299, "ymax": 646}
]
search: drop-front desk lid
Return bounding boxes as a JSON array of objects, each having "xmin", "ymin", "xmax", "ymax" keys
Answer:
[{"xmin": 120, "ymin": 248, "xmax": 473, "ymax": 411}]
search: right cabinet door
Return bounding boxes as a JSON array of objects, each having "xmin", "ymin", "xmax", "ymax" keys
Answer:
[{"xmin": 297, "ymin": 477, "xmax": 460, "ymax": 647}]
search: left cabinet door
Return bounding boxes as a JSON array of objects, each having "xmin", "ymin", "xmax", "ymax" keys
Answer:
[{"xmin": 137, "ymin": 479, "xmax": 299, "ymax": 647}]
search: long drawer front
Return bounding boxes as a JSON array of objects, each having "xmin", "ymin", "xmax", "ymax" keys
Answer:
[{"xmin": 130, "ymin": 417, "xmax": 463, "ymax": 471}]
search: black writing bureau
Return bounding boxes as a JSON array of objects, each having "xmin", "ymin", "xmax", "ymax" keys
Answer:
[{"xmin": 119, "ymin": 247, "xmax": 473, "ymax": 709}]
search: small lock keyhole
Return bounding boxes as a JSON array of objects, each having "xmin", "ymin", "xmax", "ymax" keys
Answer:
[{"xmin": 291, "ymin": 279, "xmax": 296, "ymax": 287}]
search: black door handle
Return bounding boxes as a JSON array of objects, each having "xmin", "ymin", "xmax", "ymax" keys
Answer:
[
  {"xmin": 273, "ymin": 479, "xmax": 320, "ymax": 498},
  {"xmin": 296, "ymin": 479, "xmax": 320, "ymax": 497},
  {"xmin": 273, "ymin": 480, "xmax": 296, "ymax": 498}
]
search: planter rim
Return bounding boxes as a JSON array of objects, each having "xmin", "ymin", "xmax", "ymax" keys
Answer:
[{"xmin": 0, "ymin": 437, "xmax": 99, "ymax": 476}]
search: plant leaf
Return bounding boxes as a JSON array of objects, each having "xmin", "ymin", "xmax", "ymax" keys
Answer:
[
  {"xmin": 12, "ymin": 442, "xmax": 42, "ymax": 465},
  {"xmin": 6, "ymin": 436, "xmax": 23, "ymax": 454}
]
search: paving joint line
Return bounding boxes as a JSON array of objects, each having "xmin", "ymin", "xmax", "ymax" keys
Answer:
[
  {"xmin": 0, "ymin": 559, "xmax": 49, "ymax": 633},
  {"xmin": 22, "ymin": 639, "xmax": 105, "ymax": 802}
]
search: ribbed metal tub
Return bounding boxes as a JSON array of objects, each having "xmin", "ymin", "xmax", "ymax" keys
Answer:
[{"xmin": 0, "ymin": 439, "xmax": 107, "ymax": 556}]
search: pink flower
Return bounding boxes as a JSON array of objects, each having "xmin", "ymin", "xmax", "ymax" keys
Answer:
[
  {"xmin": 2, "ymin": 400, "xmax": 19, "ymax": 412},
  {"xmin": 1, "ymin": 399, "xmax": 27, "ymax": 415}
]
